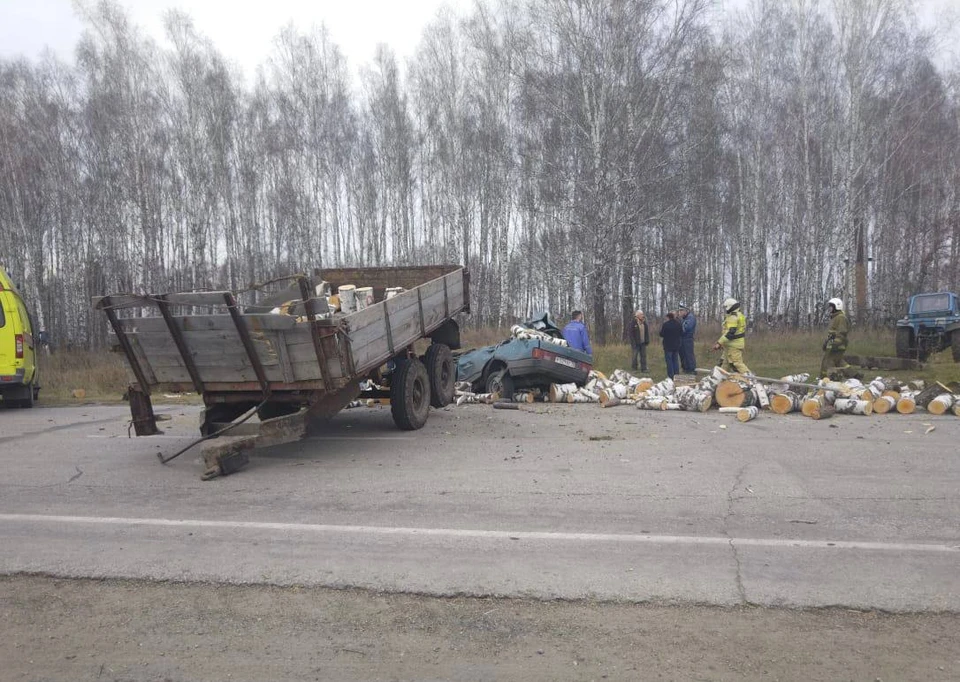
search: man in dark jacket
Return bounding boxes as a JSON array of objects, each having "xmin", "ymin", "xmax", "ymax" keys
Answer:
[
  {"xmin": 562, "ymin": 310, "xmax": 593, "ymax": 355},
  {"xmin": 659, "ymin": 311, "xmax": 683, "ymax": 379},
  {"xmin": 628, "ymin": 310, "xmax": 650, "ymax": 372},
  {"xmin": 678, "ymin": 304, "xmax": 697, "ymax": 372}
]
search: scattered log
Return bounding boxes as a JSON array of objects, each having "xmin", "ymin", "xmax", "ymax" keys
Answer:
[
  {"xmin": 770, "ymin": 391, "xmax": 803, "ymax": 415},
  {"xmin": 675, "ymin": 386, "xmax": 713, "ymax": 412},
  {"xmin": 801, "ymin": 396, "xmax": 826, "ymax": 418},
  {"xmin": 718, "ymin": 407, "xmax": 742, "ymax": 414},
  {"xmin": 753, "ymin": 383, "xmax": 771, "ymax": 409},
  {"xmin": 550, "ymin": 383, "xmax": 578, "ymax": 403},
  {"xmin": 915, "ymin": 382, "xmax": 953, "ymax": 409},
  {"xmin": 896, "ymin": 393, "xmax": 917, "ymax": 414},
  {"xmin": 737, "ymin": 405, "xmax": 760, "ymax": 422},
  {"xmin": 809, "ymin": 404, "xmax": 835, "ymax": 420},
  {"xmin": 636, "ymin": 396, "xmax": 670, "ymax": 410},
  {"xmin": 873, "ymin": 396, "xmax": 897, "ymax": 414},
  {"xmin": 385, "ymin": 287, "xmax": 405, "ymax": 299},
  {"xmin": 493, "ymin": 401, "xmax": 520, "ymax": 410},
  {"xmin": 601, "ymin": 396, "xmax": 636, "ymax": 408},
  {"xmin": 513, "ymin": 392, "xmax": 537, "ymax": 404},
  {"xmin": 644, "ymin": 377, "xmax": 675, "ymax": 398},
  {"xmin": 716, "ymin": 378, "xmax": 756, "ymax": 408},
  {"xmin": 953, "ymin": 403, "xmax": 960, "ymax": 417},
  {"xmin": 510, "ymin": 325, "xmax": 569, "ymax": 347},
  {"xmin": 927, "ymin": 393, "xmax": 955, "ymax": 416},
  {"xmin": 354, "ymin": 286, "xmax": 375, "ymax": 310},
  {"xmin": 834, "ymin": 398, "xmax": 874, "ymax": 416},
  {"xmin": 633, "ymin": 378, "xmax": 654, "ymax": 395}
]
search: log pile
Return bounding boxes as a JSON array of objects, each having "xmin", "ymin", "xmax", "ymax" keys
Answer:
[{"xmin": 510, "ymin": 325, "xmax": 569, "ymax": 348}]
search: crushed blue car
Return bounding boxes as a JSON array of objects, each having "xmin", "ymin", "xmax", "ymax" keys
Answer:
[{"xmin": 455, "ymin": 313, "xmax": 593, "ymax": 397}]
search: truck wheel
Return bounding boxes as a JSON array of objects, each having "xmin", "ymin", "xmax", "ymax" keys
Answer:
[
  {"xmin": 485, "ymin": 369, "xmax": 514, "ymax": 400},
  {"xmin": 391, "ymin": 357, "xmax": 431, "ymax": 430},
  {"xmin": 425, "ymin": 343, "xmax": 455, "ymax": 408},
  {"xmin": 429, "ymin": 319, "xmax": 461, "ymax": 350},
  {"xmin": 895, "ymin": 328, "xmax": 912, "ymax": 359},
  {"xmin": 952, "ymin": 331, "xmax": 960, "ymax": 363}
]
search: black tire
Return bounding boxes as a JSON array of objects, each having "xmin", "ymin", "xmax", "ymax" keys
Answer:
[
  {"xmin": 485, "ymin": 368, "xmax": 514, "ymax": 400},
  {"xmin": 424, "ymin": 343, "xmax": 455, "ymax": 408},
  {"xmin": 391, "ymin": 357, "xmax": 431, "ymax": 430},
  {"xmin": 895, "ymin": 327, "xmax": 913, "ymax": 359},
  {"xmin": 952, "ymin": 330, "xmax": 960, "ymax": 363}
]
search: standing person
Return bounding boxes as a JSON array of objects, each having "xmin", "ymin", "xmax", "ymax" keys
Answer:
[
  {"xmin": 659, "ymin": 311, "xmax": 683, "ymax": 379},
  {"xmin": 628, "ymin": 310, "xmax": 650, "ymax": 373},
  {"xmin": 562, "ymin": 310, "xmax": 593, "ymax": 356},
  {"xmin": 678, "ymin": 303, "xmax": 697, "ymax": 372},
  {"xmin": 711, "ymin": 298, "xmax": 752, "ymax": 375},
  {"xmin": 820, "ymin": 298, "xmax": 851, "ymax": 379}
]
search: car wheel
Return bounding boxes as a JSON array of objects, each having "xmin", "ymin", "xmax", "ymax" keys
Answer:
[{"xmin": 485, "ymin": 369, "xmax": 514, "ymax": 400}]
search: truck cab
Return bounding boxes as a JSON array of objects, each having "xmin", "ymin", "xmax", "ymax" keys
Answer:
[
  {"xmin": 0, "ymin": 266, "xmax": 40, "ymax": 407},
  {"xmin": 895, "ymin": 292, "xmax": 960, "ymax": 362}
]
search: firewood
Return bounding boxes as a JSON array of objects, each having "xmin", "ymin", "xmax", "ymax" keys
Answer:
[
  {"xmin": 801, "ymin": 395, "xmax": 825, "ymax": 417},
  {"xmin": 493, "ymin": 401, "xmax": 520, "ymax": 410},
  {"xmin": 716, "ymin": 378, "xmax": 756, "ymax": 408},
  {"xmin": 675, "ymin": 385, "xmax": 712, "ymax": 412},
  {"xmin": 753, "ymin": 383, "xmax": 770, "ymax": 409},
  {"xmin": 770, "ymin": 391, "xmax": 803, "ymax": 415},
  {"xmin": 809, "ymin": 404, "xmax": 835, "ymax": 420},
  {"xmin": 896, "ymin": 393, "xmax": 916, "ymax": 414},
  {"xmin": 737, "ymin": 406, "xmax": 760, "ymax": 422},
  {"xmin": 833, "ymin": 398, "xmax": 873, "ymax": 415},
  {"xmin": 927, "ymin": 393, "xmax": 955, "ymax": 416},
  {"xmin": 549, "ymin": 383, "xmax": 578, "ymax": 402},
  {"xmin": 873, "ymin": 395, "xmax": 897, "ymax": 414}
]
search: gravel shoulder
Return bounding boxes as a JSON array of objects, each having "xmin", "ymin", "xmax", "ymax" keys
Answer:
[{"xmin": 3, "ymin": 575, "xmax": 958, "ymax": 682}]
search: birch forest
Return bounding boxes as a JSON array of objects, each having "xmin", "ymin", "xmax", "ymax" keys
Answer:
[{"xmin": 2, "ymin": 0, "xmax": 959, "ymax": 347}]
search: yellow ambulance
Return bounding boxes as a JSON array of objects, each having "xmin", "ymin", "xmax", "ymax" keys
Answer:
[{"xmin": 0, "ymin": 266, "xmax": 40, "ymax": 407}]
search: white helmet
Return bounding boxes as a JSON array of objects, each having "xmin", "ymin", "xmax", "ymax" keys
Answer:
[
  {"xmin": 827, "ymin": 297, "xmax": 843, "ymax": 312},
  {"xmin": 723, "ymin": 298, "xmax": 739, "ymax": 313}
]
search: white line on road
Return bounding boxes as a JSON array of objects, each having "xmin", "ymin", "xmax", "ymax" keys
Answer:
[{"xmin": 0, "ymin": 513, "xmax": 956, "ymax": 553}]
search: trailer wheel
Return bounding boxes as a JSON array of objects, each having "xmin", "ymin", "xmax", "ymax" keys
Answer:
[
  {"xmin": 425, "ymin": 343, "xmax": 455, "ymax": 407},
  {"xmin": 391, "ymin": 357, "xmax": 431, "ymax": 430}
]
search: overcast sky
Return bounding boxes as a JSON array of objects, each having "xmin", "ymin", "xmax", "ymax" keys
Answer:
[{"xmin": 1, "ymin": 0, "xmax": 957, "ymax": 81}]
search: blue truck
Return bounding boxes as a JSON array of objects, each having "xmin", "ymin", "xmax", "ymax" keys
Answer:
[
  {"xmin": 895, "ymin": 292, "xmax": 960, "ymax": 362},
  {"xmin": 456, "ymin": 313, "xmax": 593, "ymax": 397}
]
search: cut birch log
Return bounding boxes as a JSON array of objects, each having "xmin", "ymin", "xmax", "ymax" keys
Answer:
[
  {"xmin": 510, "ymin": 325, "xmax": 569, "ymax": 347},
  {"xmin": 568, "ymin": 388, "xmax": 600, "ymax": 403},
  {"xmin": 809, "ymin": 404, "xmax": 835, "ymax": 420},
  {"xmin": 384, "ymin": 287, "xmax": 405, "ymax": 299},
  {"xmin": 953, "ymin": 403, "xmax": 960, "ymax": 417},
  {"xmin": 753, "ymin": 383, "xmax": 771, "ymax": 409},
  {"xmin": 599, "ymin": 383, "xmax": 630, "ymax": 405},
  {"xmin": 718, "ymin": 407, "xmax": 742, "ymax": 414},
  {"xmin": 354, "ymin": 286, "xmax": 375, "ymax": 310},
  {"xmin": 513, "ymin": 392, "xmax": 537, "ymax": 403},
  {"xmin": 770, "ymin": 391, "xmax": 803, "ymax": 415},
  {"xmin": 834, "ymin": 398, "xmax": 874, "ymax": 415},
  {"xmin": 896, "ymin": 393, "xmax": 917, "ymax": 414},
  {"xmin": 493, "ymin": 401, "xmax": 520, "ymax": 410},
  {"xmin": 600, "ymin": 396, "xmax": 635, "ymax": 408},
  {"xmin": 801, "ymin": 395, "xmax": 826, "ymax": 418},
  {"xmin": 633, "ymin": 378, "xmax": 654, "ymax": 395},
  {"xmin": 882, "ymin": 390, "xmax": 901, "ymax": 401},
  {"xmin": 675, "ymin": 386, "xmax": 713, "ymax": 412},
  {"xmin": 737, "ymin": 406, "xmax": 760, "ymax": 422},
  {"xmin": 716, "ymin": 378, "xmax": 756, "ymax": 408},
  {"xmin": 927, "ymin": 393, "xmax": 955, "ymax": 416},
  {"xmin": 455, "ymin": 392, "xmax": 499, "ymax": 405},
  {"xmin": 337, "ymin": 284, "xmax": 357, "ymax": 314},
  {"xmin": 915, "ymin": 382, "xmax": 954, "ymax": 408},
  {"xmin": 549, "ymin": 383, "xmax": 578, "ymax": 403},
  {"xmin": 636, "ymin": 396, "xmax": 670, "ymax": 410},
  {"xmin": 873, "ymin": 396, "xmax": 897, "ymax": 414}
]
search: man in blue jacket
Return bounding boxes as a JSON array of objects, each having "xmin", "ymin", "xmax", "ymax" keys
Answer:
[
  {"xmin": 678, "ymin": 303, "xmax": 697, "ymax": 373},
  {"xmin": 562, "ymin": 310, "xmax": 593, "ymax": 356}
]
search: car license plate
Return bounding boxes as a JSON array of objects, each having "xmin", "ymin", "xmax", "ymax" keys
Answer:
[{"xmin": 554, "ymin": 357, "xmax": 576, "ymax": 368}]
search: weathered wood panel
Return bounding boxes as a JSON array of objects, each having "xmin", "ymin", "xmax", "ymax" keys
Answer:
[{"xmin": 121, "ymin": 314, "xmax": 297, "ymax": 334}]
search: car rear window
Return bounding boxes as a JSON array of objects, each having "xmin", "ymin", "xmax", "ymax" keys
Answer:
[
  {"xmin": 0, "ymin": 302, "xmax": 5, "ymax": 328},
  {"xmin": 913, "ymin": 294, "xmax": 951, "ymax": 314}
]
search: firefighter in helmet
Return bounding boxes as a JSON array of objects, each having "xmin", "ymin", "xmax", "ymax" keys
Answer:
[
  {"xmin": 712, "ymin": 298, "xmax": 752, "ymax": 375},
  {"xmin": 820, "ymin": 297, "xmax": 850, "ymax": 379}
]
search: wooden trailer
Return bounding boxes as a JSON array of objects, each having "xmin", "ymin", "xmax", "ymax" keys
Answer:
[{"xmin": 94, "ymin": 265, "xmax": 469, "ymax": 478}]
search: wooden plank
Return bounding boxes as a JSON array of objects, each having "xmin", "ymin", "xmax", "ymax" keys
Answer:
[
  {"xmin": 120, "ymin": 314, "xmax": 297, "ymax": 334},
  {"xmin": 163, "ymin": 291, "xmax": 234, "ymax": 307},
  {"xmin": 92, "ymin": 294, "xmax": 155, "ymax": 310},
  {"xmin": 130, "ymin": 330, "xmax": 279, "ymax": 357}
]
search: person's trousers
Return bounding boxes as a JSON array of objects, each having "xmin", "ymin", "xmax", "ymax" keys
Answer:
[
  {"xmin": 664, "ymin": 351, "xmax": 680, "ymax": 379},
  {"xmin": 820, "ymin": 350, "xmax": 849, "ymax": 378},
  {"xmin": 680, "ymin": 338, "xmax": 697, "ymax": 372},
  {"xmin": 631, "ymin": 345, "xmax": 648, "ymax": 372},
  {"xmin": 720, "ymin": 346, "xmax": 751, "ymax": 374}
]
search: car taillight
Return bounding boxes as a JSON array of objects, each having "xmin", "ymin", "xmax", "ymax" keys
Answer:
[
  {"xmin": 531, "ymin": 347, "xmax": 544, "ymax": 360},
  {"xmin": 16, "ymin": 334, "xmax": 24, "ymax": 358},
  {"xmin": 579, "ymin": 362, "xmax": 592, "ymax": 372}
]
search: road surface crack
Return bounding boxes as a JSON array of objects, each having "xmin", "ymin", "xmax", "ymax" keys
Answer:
[
  {"xmin": 67, "ymin": 467, "xmax": 84, "ymax": 484},
  {"xmin": 724, "ymin": 463, "xmax": 750, "ymax": 605}
]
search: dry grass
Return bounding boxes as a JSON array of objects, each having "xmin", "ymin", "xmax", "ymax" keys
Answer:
[{"xmin": 33, "ymin": 328, "xmax": 960, "ymax": 406}]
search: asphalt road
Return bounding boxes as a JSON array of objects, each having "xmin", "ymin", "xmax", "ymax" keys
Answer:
[{"xmin": 1, "ymin": 401, "xmax": 958, "ymax": 612}]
